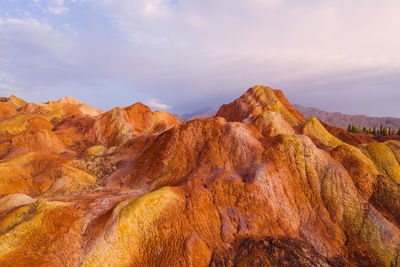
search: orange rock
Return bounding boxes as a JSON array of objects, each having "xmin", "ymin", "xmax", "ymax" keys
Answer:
[
  {"xmin": 0, "ymin": 103, "xmax": 17, "ymax": 119},
  {"xmin": 0, "ymin": 130, "xmax": 66, "ymax": 155},
  {"xmin": 0, "ymin": 95, "xmax": 27, "ymax": 109},
  {"xmin": 52, "ymin": 115, "xmax": 96, "ymax": 151},
  {"xmin": 58, "ymin": 96, "xmax": 103, "ymax": 117},
  {"xmin": 271, "ymin": 89, "xmax": 306, "ymax": 122},
  {"xmin": 17, "ymin": 96, "xmax": 101, "ymax": 121},
  {"xmin": 86, "ymin": 102, "xmax": 180, "ymax": 147},
  {"xmin": 1, "ymin": 88, "xmax": 400, "ymax": 266},
  {"xmin": 216, "ymin": 85, "xmax": 305, "ymax": 126},
  {"xmin": 323, "ymin": 122, "xmax": 376, "ymax": 145}
]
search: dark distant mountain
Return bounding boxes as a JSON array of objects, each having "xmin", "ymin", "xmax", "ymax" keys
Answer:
[
  {"xmin": 181, "ymin": 106, "xmax": 217, "ymax": 121},
  {"xmin": 294, "ymin": 104, "xmax": 400, "ymax": 129}
]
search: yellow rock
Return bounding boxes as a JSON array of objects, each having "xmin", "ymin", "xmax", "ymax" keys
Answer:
[
  {"xmin": 0, "ymin": 114, "xmax": 50, "ymax": 135},
  {"xmin": 0, "ymin": 152, "xmax": 96, "ymax": 197},
  {"xmin": 37, "ymin": 101, "xmax": 64, "ymax": 120},
  {"xmin": 84, "ymin": 145, "xmax": 107, "ymax": 156},
  {"xmin": 0, "ymin": 199, "xmax": 83, "ymax": 266},
  {"xmin": 385, "ymin": 140, "xmax": 400, "ymax": 163},
  {"xmin": 0, "ymin": 194, "xmax": 36, "ymax": 214},
  {"xmin": 364, "ymin": 142, "xmax": 400, "ymax": 183},
  {"xmin": 252, "ymin": 111, "xmax": 295, "ymax": 137},
  {"xmin": 0, "ymin": 95, "xmax": 27, "ymax": 109},
  {"xmin": 42, "ymin": 164, "xmax": 97, "ymax": 196},
  {"xmin": 82, "ymin": 186, "xmax": 182, "ymax": 267},
  {"xmin": 302, "ymin": 117, "xmax": 345, "ymax": 149},
  {"xmin": 0, "ymin": 200, "xmax": 64, "ymax": 257}
]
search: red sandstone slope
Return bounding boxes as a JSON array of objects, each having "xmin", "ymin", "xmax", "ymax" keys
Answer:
[{"xmin": 1, "ymin": 89, "xmax": 400, "ymax": 266}]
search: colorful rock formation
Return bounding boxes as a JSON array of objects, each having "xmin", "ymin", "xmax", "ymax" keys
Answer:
[{"xmin": 1, "ymin": 86, "xmax": 400, "ymax": 266}]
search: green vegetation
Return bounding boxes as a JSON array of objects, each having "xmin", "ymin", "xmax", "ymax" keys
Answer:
[
  {"xmin": 347, "ymin": 124, "xmax": 361, "ymax": 133},
  {"xmin": 382, "ymin": 127, "xmax": 388, "ymax": 136},
  {"xmin": 347, "ymin": 124, "xmax": 399, "ymax": 137}
]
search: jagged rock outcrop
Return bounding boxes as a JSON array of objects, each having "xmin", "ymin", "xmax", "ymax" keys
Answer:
[{"xmin": 0, "ymin": 89, "xmax": 400, "ymax": 266}]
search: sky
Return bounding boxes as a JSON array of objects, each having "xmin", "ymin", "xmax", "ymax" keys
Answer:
[{"xmin": 0, "ymin": 0, "xmax": 399, "ymax": 117}]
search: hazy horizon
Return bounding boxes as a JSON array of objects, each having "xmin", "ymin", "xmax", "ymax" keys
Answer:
[{"xmin": 1, "ymin": 1, "xmax": 399, "ymax": 117}]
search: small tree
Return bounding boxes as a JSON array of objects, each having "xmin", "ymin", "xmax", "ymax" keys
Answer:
[
  {"xmin": 362, "ymin": 127, "xmax": 367, "ymax": 133},
  {"xmin": 347, "ymin": 124, "xmax": 352, "ymax": 132},
  {"xmin": 397, "ymin": 128, "xmax": 400, "ymax": 136},
  {"xmin": 372, "ymin": 127, "xmax": 377, "ymax": 136},
  {"xmin": 382, "ymin": 127, "xmax": 388, "ymax": 136},
  {"xmin": 351, "ymin": 124, "xmax": 359, "ymax": 133}
]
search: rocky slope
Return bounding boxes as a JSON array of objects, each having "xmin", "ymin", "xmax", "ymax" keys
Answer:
[
  {"xmin": 1, "ymin": 85, "xmax": 400, "ymax": 266},
  {"xmin": 294, "ymin": 104, "xmax": 400, "ymax": 129}
]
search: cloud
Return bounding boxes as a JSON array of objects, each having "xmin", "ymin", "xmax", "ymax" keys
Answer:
[
  {"xmin": 0, "ymin": 16, "xmax": 80, "ymax": 99},
  {"xmin": 47, "ymin": 1, "xmax": 69, "ymax": 15},
  {"xmin": 84, "ymin": 0, "xmax": 400, "ymax": 114},
  {"xmin": 0, "ymin": 17, "xmax": 75, "ymax": 60},
  {"xmin": 0, "ymin": 1, "xmax": 399, "ymax": 116},
  {"xmin": 147, "ymin": 98, "xmax": 171, "ymax": 110},
  {"xmin": 0, "ymin": 72, "xmax": 21, "ymax": 96},
  {"xmin": 85, "ymin": 0, "xmax": 400, "ymax": 88},
  {"xmin": 33, "ymin": 0, "xmax": 69, "ymax": 15}
]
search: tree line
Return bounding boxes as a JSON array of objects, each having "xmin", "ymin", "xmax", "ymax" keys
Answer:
[{"xmin": 347, "ymin": 124, "xmax": 400, "ymax": 136}]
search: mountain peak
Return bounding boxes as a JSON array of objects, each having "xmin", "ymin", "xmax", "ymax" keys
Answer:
[
  {"xmin": 0, "ymin": 94, "xmax": 27, "ymax": 109},
  {"xmin": 58, "ymin": 96, "xmax": 83, "ymax": 105},
  {"xmin": 216, "ymin": 85, "xmax": 305, "ymax": 126},
  {"xmin": 57, "ymin": 96, "xmax": 103, "ymax": 117}
]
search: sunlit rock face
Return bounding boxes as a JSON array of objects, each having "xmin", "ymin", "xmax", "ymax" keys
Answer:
[
  {"xmin": 1, "ymin": 87, "xmax": 400, "ymax": 266},
  {"xmin": 86, "ymin": 102, "xmax": 180, "ymax": 147},
  {"xmin": 216, "ymin": 85, "xmax": 306, "ymax": 126}
]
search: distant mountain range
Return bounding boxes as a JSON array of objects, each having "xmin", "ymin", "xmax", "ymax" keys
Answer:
[
  {"xmin": 294, "ymin": 104, "xmax": 400, "ymax": 129},
  {"xmin": 182, "ymin": 106, "xmax": 217, "ymax": 120},
  {"xmin": 178, "ymin": 104, "xmax": 400, "ymax": 130},
  {"xmin": 175, "ymin": 107, "xmax": 217, "ymax": 122}
]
